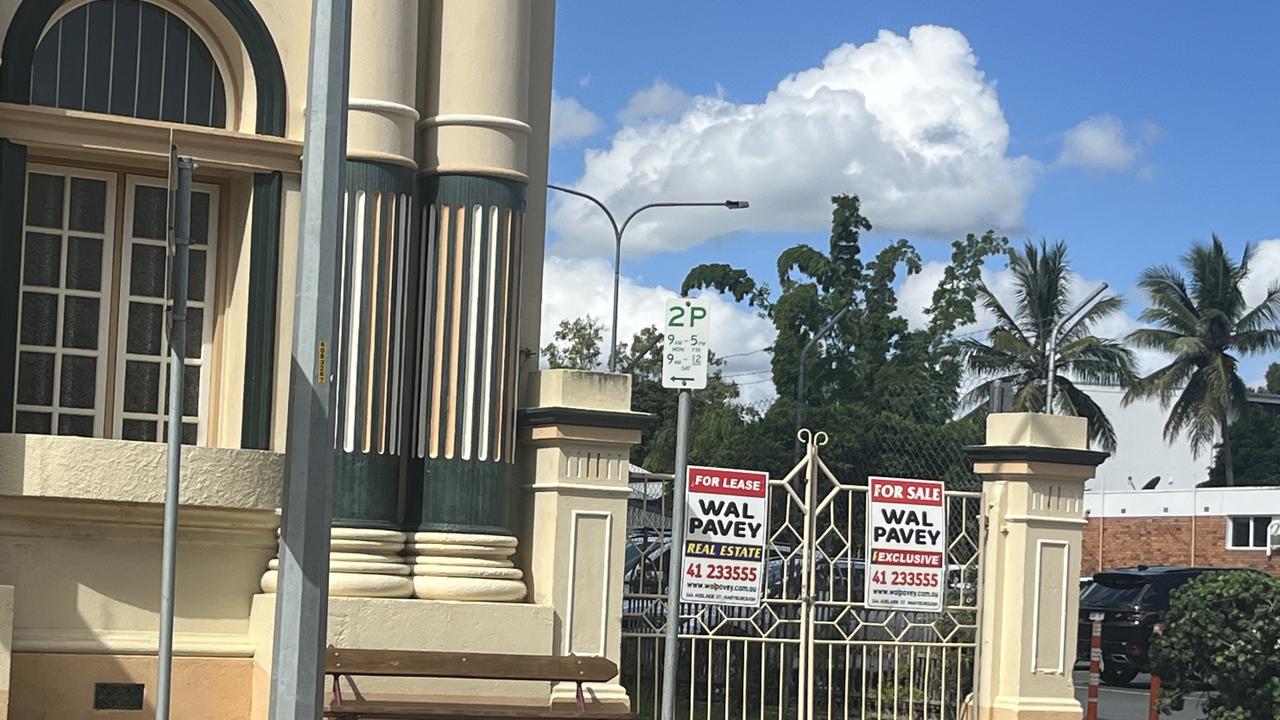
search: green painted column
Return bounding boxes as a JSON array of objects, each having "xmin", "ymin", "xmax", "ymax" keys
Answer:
[
  {"xmin": 407, "ymin": 173, "xmax": 526, "ymax": 537},
  {"xmin": 329, "ymin": 160, "xmax": 418, "ymax": 531},
  {"xmin": 0, "ymin": 139, "xmax": 28, "ymax": 432}
]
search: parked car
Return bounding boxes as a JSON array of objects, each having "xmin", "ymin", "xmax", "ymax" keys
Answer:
[{"xmin": 1076, "ymin": 565, "xmax": 1262, "ymax": 686}]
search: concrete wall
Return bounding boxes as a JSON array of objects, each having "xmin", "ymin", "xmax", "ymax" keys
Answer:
[
  {"xmin": 1081, "ymin": 385, "xmax": 1214, "ymax": 491},
  {"xmin": 0, "ymin": 435, "xmax": 282, "ymax": 720}
]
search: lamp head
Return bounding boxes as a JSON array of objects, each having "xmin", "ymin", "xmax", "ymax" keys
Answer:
[{"xmin": 724, "ymin": 200, "xmax": 749, "ymax": 210}]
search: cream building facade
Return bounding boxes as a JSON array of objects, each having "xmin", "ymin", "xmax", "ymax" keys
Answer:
[{"xmin": 0, "ymin": 1, "xmax": 643, "ymax": 717}]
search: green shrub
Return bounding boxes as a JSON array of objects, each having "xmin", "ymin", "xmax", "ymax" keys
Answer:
[{"xmin": 1147, "ymin": 571, "xmax": 1280, "ymax": 719}]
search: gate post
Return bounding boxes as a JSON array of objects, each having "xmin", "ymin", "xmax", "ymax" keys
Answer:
[{"xmin": 966, "ymin": 413, "xmax": 1108, "ymax": 720}]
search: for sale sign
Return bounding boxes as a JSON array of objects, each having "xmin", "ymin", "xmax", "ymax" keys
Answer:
[
  {"xmin": 680, "ymin": 465, "xmax": 769, "ymax": 607},
  {"xmin": 864, "ymin": 476, "xmax": 947, "ymax": 612}
]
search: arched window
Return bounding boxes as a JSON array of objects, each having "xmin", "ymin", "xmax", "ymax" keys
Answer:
[{"xmin": 29, "ymin": 0, "xmax": 227, "ymax": 128}]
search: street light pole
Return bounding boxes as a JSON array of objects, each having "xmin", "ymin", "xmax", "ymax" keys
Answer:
[
  {"xmin": 794, "ymin": 302, "xmax": 854, "ymax": 458},
  {"xmin": 1045, "ymin": 283, "xmax": 1108, "ymax": 414},
  {"xmin": 268, "ymin": 1, "xmax": 350, "ymax": 718},
  {"xmin": 547, "ymin": 184, "xmax": 747, "ymax": 372}
]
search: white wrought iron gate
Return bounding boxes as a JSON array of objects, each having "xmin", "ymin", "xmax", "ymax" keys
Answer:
[{"xmin": 622, "ymin": 430, "xmax": 985, "ymax": 720}]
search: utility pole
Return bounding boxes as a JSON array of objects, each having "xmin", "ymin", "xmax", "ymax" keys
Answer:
[
  {"xmin": 154, "ymin": 154, "xmax": 192, "ymax": 720},
  {"xmin": 268, "ymin": 0, "xmax": 351, "ymax": 718}
]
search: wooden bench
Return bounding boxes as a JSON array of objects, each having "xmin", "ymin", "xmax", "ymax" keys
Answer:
[{"xmin": 324, "ymin": 646, "xmax": 636, "ymax": 719}]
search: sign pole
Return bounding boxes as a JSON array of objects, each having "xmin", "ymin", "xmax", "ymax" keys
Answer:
[
  {"xmin": 660, "ymin": 388, "xmax": 692, "ymax": 720},
  {"xmin": 155, "ymin": 154, "xmax": 191, "ymax": 720}
]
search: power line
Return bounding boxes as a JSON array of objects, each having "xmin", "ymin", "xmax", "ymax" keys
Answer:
[{"xmin": 717, "ymin": 346, "xmax": 771, "ymax": 360}]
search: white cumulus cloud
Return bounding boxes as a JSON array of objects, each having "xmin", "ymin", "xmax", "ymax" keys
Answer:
[
  {"xmin": 540, "ymin": 256, "xmax": 778, "ymax": 404},
  {"xmin": 618, "ymin": 80, "xmax": 694, "ymax": 123},
  {"xmin": 550, "ymin": 91, "xmax": 603, "ymax": 146},
  {"xmin": 1057, "ymin": 115, "xmax": 1159, "ymax": 172},
  {"xmin": 550, "ymin": 26, "xmax": 1037, "ymax": 259}
]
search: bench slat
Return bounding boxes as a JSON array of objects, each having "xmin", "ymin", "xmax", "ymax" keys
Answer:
[
  {"xmin": 325, "ymin": 700, "xmax": 636, "ymax": 720},
  {"xmin": 325, "ymin": 647, "xmax": 617, "ymax": 683}
]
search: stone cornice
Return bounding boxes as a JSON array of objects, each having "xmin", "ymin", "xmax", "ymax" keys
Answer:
[
  {"xmin": 517, "ymin": 406, "xmax": 654, "ymax": 432},
  {"xmin": 1, "ymin": 103, "xmax": 302, "ymax": 174},
  {"xmin": 966, "ymin": 444, "xmax": 1110, "ymax": 469}
]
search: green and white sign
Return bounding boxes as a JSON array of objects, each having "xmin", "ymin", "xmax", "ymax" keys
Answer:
[{"xmin": 662, "ymin": 298, "xmax": 709, "ymax": 390}]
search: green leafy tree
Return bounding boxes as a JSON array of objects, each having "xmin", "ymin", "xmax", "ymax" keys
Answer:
[
  {"xmin": 1206, "ymin": 403, "xmax": 1280, "ymax": 487},
  {"xmin": 541, "ymin": 316, "xmax": 604, "ymax": 370},
  {"xmin": 1148, "ymin": 571, "xmax": 1280, "ymax": 720},
  {"xmin": 616, "ymin": 325, "xmax": 762, "ymax": 472},
  {"xmin": 683, "ymin": 195, "xmax": 1006, "ymax": 485},
  {"xmin": 960, "ymin": 240, "xmax": 1136, "ymax": 449},
  {"xmin": 1266, "ymin": 362, "xmax": 1280, "ymax": 393},
  {"xmin": 1125, "ymin": 236, "xmax": 1280, "ymax": 484}
]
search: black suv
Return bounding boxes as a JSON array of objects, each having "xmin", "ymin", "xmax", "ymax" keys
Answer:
[{"xmin": 1077, "ymin": 566, "xmax": 1260, "ymax": 686}]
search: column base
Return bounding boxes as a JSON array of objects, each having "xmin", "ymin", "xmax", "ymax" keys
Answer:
[
  {"xmin": 260, "ymin": 528, "xmax": 413, "ymax": 598},
  {"xmin": 976, "ymin": 696, "xmax": 1085, "ymax": 720},
  {"xmin": 406, "ymin": 532, "xmax": 526, "ymax": 602}
]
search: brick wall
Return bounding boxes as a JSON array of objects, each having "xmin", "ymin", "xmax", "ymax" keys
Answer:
[{"xmin": 1081, "ymin": 515, "xmax": 1280, "ymax": 577}]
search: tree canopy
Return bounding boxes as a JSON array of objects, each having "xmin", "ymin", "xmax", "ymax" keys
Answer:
[{"xmin": 1125, "ymin": 236, "xmax": 1280, "ymax": 484}]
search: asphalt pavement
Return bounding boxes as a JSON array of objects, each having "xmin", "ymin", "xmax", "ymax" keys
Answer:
[{"xmin": 1072, "ymin": 669, "xmax": 1206, "ymax": 719}]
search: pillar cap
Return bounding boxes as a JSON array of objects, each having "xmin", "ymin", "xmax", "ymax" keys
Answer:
[
  {"xmin": 965, "ymin": 444, "xmax": 1110, "ymax": 468},
  {"xmin": 517, "ymin": 406, "xmax": 653, "ymax": 431}
]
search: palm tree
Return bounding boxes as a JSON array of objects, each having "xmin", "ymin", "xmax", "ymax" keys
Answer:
[
  {"xmin": 1124, "ymin": 236, "xmax": 1280, "ymax": 485},
  {"xmin": 961, "ymin": 240, "xmax": 1137, "ymax": 449}
]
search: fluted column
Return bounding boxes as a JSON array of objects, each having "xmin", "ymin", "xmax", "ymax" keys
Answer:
[
  {"xmin": 405, "ymin": 175, "xmax": 526, "ymax": 601},
  {"xmin": 407, "ymin": 0, "xmax": 539, "ymax": 602},
  {"xmin": 263, "ymin": 0, "xmax": 419, "ymax": 598}
]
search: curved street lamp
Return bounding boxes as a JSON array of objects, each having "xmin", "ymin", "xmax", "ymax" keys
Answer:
[{"xmin": 547, "ymin": 184, "xmax": 749, "ymax": 371}]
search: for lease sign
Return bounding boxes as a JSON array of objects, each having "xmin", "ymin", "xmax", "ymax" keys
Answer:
[
  {"xmin": 864, "ymin": 476, "xmax": 946, "ymax": 612},
  {"xmin": 680, "ymin": 465, "xmax": 769, "ymax": 607}
]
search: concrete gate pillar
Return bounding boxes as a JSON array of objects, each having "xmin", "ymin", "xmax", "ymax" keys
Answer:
[
  {"xmin": 517, "ymin": 370, "xmax": 648, "ymax": 710},
  {"xmin": 967, "ymin": 413, "xmax": 1108, "ymax": 720}
]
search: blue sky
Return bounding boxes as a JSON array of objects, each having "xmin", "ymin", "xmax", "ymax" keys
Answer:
[{"xmin": 541, "ymin": 1, "xmax": 1280, "ymax": 396}]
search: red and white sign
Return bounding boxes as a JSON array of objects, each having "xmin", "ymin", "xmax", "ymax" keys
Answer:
[
  {"xmin": 865, "ymin": 476, "xmax": 947, "ymax": 612},
  {"xmin": 680, "ymin": 465, "xmax": 769, "ymax": 607}
]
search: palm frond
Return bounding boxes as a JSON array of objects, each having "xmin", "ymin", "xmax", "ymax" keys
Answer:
[
  {"xmin": 1125, "ymin": 328, "xmax": 1193, "ymax": 354},
  {"xmin": 1135, "ymin": 265, "xmax": 1200, "ymax": 334},
  {"xmin": 1057, "ymin": 379, "xmax": 1118, "ymax": 451},
  {"xmin": 1124, "ymin": 358, "xmax": 1196, "ymax": 408},
  {"xmin": 1233, "ymin": 283, "xmax": 1280, "ymax": 334}
]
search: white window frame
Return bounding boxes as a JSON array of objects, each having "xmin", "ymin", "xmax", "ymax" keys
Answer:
[
  {"xmin": 112, "ymin": 174, "xmax": 219, "ymax": 445},
  {"xmin": 1226, "ymin": 515, "xmax": 1277, "ymax": 551},
  {"xmin": 13, "ymin": 165, "xmax": 117, "ymax": 436}
]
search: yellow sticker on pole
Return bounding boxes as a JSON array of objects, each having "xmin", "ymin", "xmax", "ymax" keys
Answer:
[{"xmin": 317, "ymin": 341, "xmax": 327, "ymax": 383}]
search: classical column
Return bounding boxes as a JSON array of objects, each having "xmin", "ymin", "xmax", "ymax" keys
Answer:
[
  {"xmin": 407, "ymin": 0, "xmax": 540, "ymax": 602},
  {"xmin": 519, "ymin": 370, "xmax": 646, "ymax": 709},
  {"xmin": 405, "ymin": 175, "xmax": 526, "ymax": 601},
  {"xmin": 967, "ymin": 413, "xmax": 1108, "ymax": 720},
  {"xmin": 263, "ymin": 1, "xmax": 420, "ymax": 598}
]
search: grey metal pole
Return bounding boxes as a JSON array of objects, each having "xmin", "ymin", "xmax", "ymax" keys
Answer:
[
  {"xmin": 794, "ymin": 303, "xmax": 853, "ymax": 457},
  {"xmin": 1045, "ymin": 282, "xmax": 1108, "ymax": 414},
  {"xmin": 660, "ymin": 388, "xmax": 692, "ymax": 720},
  {"xmin": 268, "ymin": 0, "xmax": 351, "ymax": 718},
  {"xmin": 155, "ymin": 155, "xmax": 192, "ymax": 720},
  {"xmin": 609, "ymin": 229, "xmax": 622, "ymax": 372}
]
